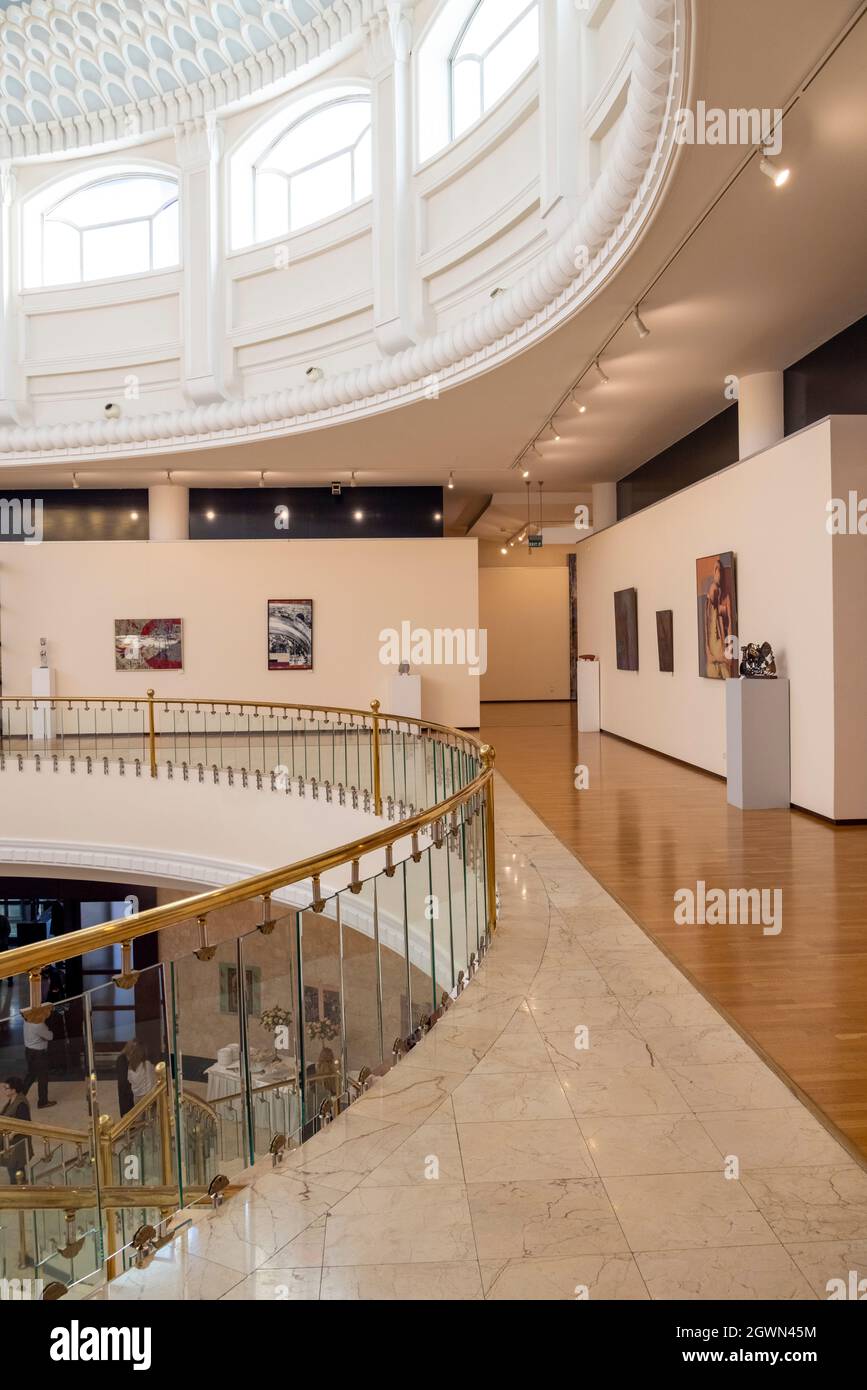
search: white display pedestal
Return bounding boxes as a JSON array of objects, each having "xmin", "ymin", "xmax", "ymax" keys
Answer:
[
  {"xmin": 576, "ymin": 659, "xmax": 600, "ymax": 733},
  {"xmin": 389, "ymin": 674, "xmax": 422, "ymax": 720},
  {"xmin": 726, "ymin": 677, "xmax": 790, "ymax": 810},
  {"xmin": 31, "ymin": 666, "xmax": 55, "ymax": 742}
]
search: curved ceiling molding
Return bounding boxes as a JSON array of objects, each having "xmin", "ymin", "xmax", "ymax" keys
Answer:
[
  {"xmin": 0, "ymin": 0, "xmax": 369, "ymax": 157},
  {"xmin": 0, "ymin": 0, "xmax": 684, "ymax": 461}
]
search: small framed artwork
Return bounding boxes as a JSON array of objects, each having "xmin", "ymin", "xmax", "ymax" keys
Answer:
[
  {"xmin": 656, "ymin": 610, "xmax": 674, "ymax": 673},
  {"xmin": 696, "ymin": 553, "xmax": 738, "ymax": 679},
  {"xmin": 219, "ymin": 964, "xmax": 262, "ymax": 1017},
  {"xmin": 115, "ymin": 618, "xmax": 183, "ymax": 671},
  {"xmin": 613, "ymin": 589, "xmax": 639, "ymax": 671},
  {"xmin": 268, "ymin": 599, "xmax": 313, "ymax": 671}
]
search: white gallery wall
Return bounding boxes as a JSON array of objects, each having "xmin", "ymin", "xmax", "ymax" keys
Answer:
[
  {"xmin": 0, "ymin": 537, "xmax": 480, "ymax": 729},
  {"xmin": 576, "ymin": 417, "xmax": 867, "ymax": 821},
  {"xmin": 479, "ymin": 566, "xmax": 571, "ymax": 701}
]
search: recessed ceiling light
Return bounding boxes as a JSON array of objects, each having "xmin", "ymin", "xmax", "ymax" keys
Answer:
[
  {"xmin": 500, "ymin": 547, "xmax": 508, "ymax": 555},
  {"xmin": 130, "ymin": 511, "xmax": 139, "ymax": 520},
  {"xmin": 354, "ymin": 510, "xmax": 364, "ymax": 522},
  {"xmin": 205, "ymin": 510, "xmax": 216, "ymax": 521},
  {"xmin": 305, "ymin": 366, "xmax": 325, "ymax": 381},
  {"xmin": 759, "ymin": 154, "xmax": 790, "ymax": 188},
  {"xmin": 434, "ymin": 512, "xmax": 442, "ymax": 521}
]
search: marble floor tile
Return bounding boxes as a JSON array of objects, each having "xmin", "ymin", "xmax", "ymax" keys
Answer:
[
  {"xmin": 322, "ymin": 1184, "xmax": 477, "ymax": 1266},
  {"xmin": 741, "ymin": 1166, "xmax": 867, "ymax": 1243},
  {"xmin": 636, "ymin": 1244, "xmax": 816, "ymax": 1301},
  {"xmin": 451, "ymin": 1070, "xmax": 571, "ymax": 1122},
  {"xmin": 180, "ymin": 1176, "xmax": 343, "ymax": 1273},
  {"xmin": 102, "ymin": 1246, "xmax": 242, "ymax": 1301},
  {"xmin": 698, "ymin": 1109, "xmax": 851, "ymax": 1169},
  {"xmin": 546, "ymin": 1026, "xmax": 656, "ymax": 1072},
  {"xmin": 784, "ymin": 1239, "xmax": 867, "ymax": 1298},
  {"xmin": 359, "ymin": 1119, "xmax": 464, "ymax": 1186},
  {"xmin": 258, "ymin": 1217, "xmax": 326, "ymax": 1269},
  {"xmin": 220, "ymin": 1267, "xmax": 322, "ymax": 1300},
  {"xmin": 577, "ymin": 922, "xmax": 658, "ymax": 955},
  {"xmin": 597, "ymin": 958, "xmax": 694, "ymax": 1001},
  {"xmin": 320, "ymin": 1262, "xmax": 484, "ymax": 1300},
  {"xmin": 580, "ymin": 1114, "xmax": 725, "ymax": 1177},
  {"xmin": 527, "ymin": 968, "xmax": 613, "ymax": 1000},
  {"xmin": 640, "ymin": 1024, "xmax": 756, "ymax": 1067},
  {"xmin": 481, "ymin": 1253, "xmax": 649, "ymax": 1301},
  {"xmin": 468, "ymin": 1178, "xmax": 628, "ymax": 1261},
  {"xmin": 624, "ymin": 991, "xmax": 727, "ymax": 1031},
  {"xmin": 471, "ymin": 1009, "xmax": 554, "ymax": 1073},
  {"xmin": 349, "ymin": 1067, "xmax": 463, "ymax": 1127},
  {"xmin": 666, "ymin": 1062, "xmax": 800, "ymax": 1113},
  {"xmin": 278, "ymin": 1112, "xmax": 413, "ymax": 1192},
  {"xmin": 458, "ymin": 1119, "xmax": 594, "ymax": 1183},
  {"xmin": 528, "ymin": 992, "xmax": 635, "ymax": 1035},
  {"xmin": 555, "ymin": 1057, "xmax": 691, "ymax": 1120},
  {"xmin": 400, "ymin": 1028, "xmax": 494, "ymax": 1074},
  {"xmin": 604, "ymin": 1172, "xmax": 775, "ymax": 1251}
]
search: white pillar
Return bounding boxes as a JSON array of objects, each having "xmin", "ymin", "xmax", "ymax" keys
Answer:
[
  {"xmin": 0, "ymin": 162, "xmax": 26, "ymax": 426},
  {"xmin": 175, "ymin": 115, "xmax": 226, "ymax": 406},
  {"xmin": 368, "ymin": 1, "xmax": 429, "ymax": 354},
  {"xmin": 738, "ymin": 371, "xmax": 784, "ymax": 459},
  {"xmin": 149, "ymin": 485, "xmax": 189, "ymax": 541},
  {"xmin": 539, "ymin": 0, "xmax": 586, "ymax": 238},
  {"xmin": 592, "ymin": 482, "xmax": 618, "ymax": 531}
]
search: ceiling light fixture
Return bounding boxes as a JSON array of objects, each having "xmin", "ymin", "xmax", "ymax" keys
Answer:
[
  {"xmin": 129, "ymin": 511, "xmax": 139, "ymax": 521},
  {"xmin": 434, "ymin": 511, "xmax": 442, "ymax": 521},
  {"xmin": 205, "ymin": 510, "xmax": 216, "ymax": 521},
  {"xmin": 570, "ymin": 391, "xmax": 587, "ymax": 414},
  {"xmin": 594, "ymin": 360, "xmax": 610, "ymax": 386},
  {"xmin": 759, "ymin": 152, "xmax": 790, "ymax": 188},
  {"xmin": 631, "ymin": 307, "xmax": 650, "ymax": 339},
  {"xmin": 354, "ymin": 509, "xmax": 364, "ymax": 522},
  {"xmin": 72, "ymin": 472, "xmax": 80, "ymax": 489},
  {"xmin": 448, "ymin": 471, "xmax": 455, "ymax": 490},
  {"xmin": 545, "ymin": 422, "xmax": 561, "ymax": 443},
  {"xmin": 350, "ymin": 471, "xmax": 357, "ymax": 488},
  {"xmin": 258, "ymin": 471, "xmax": 266, "ymax": 488},
  {"xmin": 500, "ymin": 547, "xmax": 508, "ymax": 556},
  {"xmin": 306, "ymin": 366, "xmax": 325, "ymax": 382}
]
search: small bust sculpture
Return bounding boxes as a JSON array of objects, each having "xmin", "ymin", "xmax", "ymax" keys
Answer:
[{"xmin": 740, "ymin": 642, "xmax": 777, "ymax": 678}]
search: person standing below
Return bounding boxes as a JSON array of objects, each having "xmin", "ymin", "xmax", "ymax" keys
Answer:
[
  {"xmin": 124, "ymin": 1042, "xmax": 156, "ymax": 1106},
  {"xmin": 1, "ymin": 1077, "xmax": 32, "ymax": 1183},
  {"xmin": 22, "ymin": 1016, "xmax": 55, "ymax": 1109}
]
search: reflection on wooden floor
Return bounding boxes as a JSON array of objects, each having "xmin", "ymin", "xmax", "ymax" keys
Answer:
[{"xmin": 481, "ymin": 701, "xmax": 867, "ymax": 1162}]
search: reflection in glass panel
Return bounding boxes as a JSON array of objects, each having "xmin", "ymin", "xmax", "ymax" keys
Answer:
[
  {"xmin": 375, "ymin": 869, "xmax": 410, "ymax": 1055},
  {"xmin": 404, "ymin": 848, "xmax": 435, "ymax": 1030},
  {"xmin": 239, "ymin": 911, "xmax": 302, "ymax": 1158},
  {"xmin": 339, "ymin": 884, "xmax": 381, "ymax": 1082},
  {"xmin": 297, "ymin": 901, "xmax": 344, "ymax": 1124}
]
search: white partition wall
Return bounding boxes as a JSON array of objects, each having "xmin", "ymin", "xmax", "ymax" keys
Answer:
[{"xmin": 576, "ymin": 417, "xmax": 867, "ymax": 821}]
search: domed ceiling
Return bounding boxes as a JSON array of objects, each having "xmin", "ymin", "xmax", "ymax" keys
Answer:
[{"xmin": 0, "ymin": 0, "xmax": 344, "ymax": 134}]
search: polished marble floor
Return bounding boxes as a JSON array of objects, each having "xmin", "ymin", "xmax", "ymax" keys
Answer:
[{"xmin": 97, "ymin": 778, "xmax": 867, "ymax": 1301}]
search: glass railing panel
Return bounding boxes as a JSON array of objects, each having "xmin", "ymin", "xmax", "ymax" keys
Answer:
[
  {"xmin": 237, "ymin": 908, "xmax": 303, "ymax": 1161},
  {"xmin": 429, "ymin": 829, "xmax": 457, "ymax": 998},
  {"xmin": 403, "ymin": 844, "xmax": 436, "ymax": 1030},
  {"xmin": 374, "ymin": 867, "xmax": 411, "ymax": 1059},
  {"xmin": 447, "ymin": 808, "xmax": 470, "ymax": 988},
  {"xmin": 297, "ymin": 899, "xmax": 344, "ymax": 1125},
  {"xmin": 464, "ymin": 804, "xmax": 483, "ymax": 967},
  {"xmin": 338, "ymin": 882, "xmax": 382, "ymax": 1083}
]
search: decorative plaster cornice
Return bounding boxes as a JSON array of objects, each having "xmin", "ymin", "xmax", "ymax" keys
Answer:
[{"xmin": 0, "ymin": 0, "xmax": 683, "ymax": 461}]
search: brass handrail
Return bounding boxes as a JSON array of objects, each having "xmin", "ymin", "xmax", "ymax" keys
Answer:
[
  {"xmin": 1, "ymin": 746, "xmax": 495, "ymax": 980},
  {"xmin": 0, "ymin": 1115, "xmax": 89, "ymax": 1144},
  {"xmin": 0, "ymin": 1184, "xmax": 205, "ymax": 1211},
  {"xmin": 109, "ymin": 1081, "xmax": 163, "ymax": 1143}
]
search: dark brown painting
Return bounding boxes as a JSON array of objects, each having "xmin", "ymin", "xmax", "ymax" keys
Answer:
[
  {"xmin": 696, "ymin": 552, "xmax": 738, "ymax": 679},
  {"xmin": 614, "ymin": 588, "xmax": 639, "ymax": 672},
  {"xmin": 656, "ymin": 610, "xmax": 674, "ymax": 673}
]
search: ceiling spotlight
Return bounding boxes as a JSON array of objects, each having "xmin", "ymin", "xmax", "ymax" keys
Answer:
[
  {"xmin": 570, "ymin": 392, "xmax": 587, "ymax": 414},
  {"xmin": 434, "ymin": 511, "xmax": 442, "ymax": 521},
  {"xmin": 166, "ymin": 471, "xmax": 173, "ymax": 484},
  {"xmin": 72, "ymin": 472, "xmax": 80, "ymax": 489},
  {"xmin": 205, "ymin": 510, "xmax": 216, "ymax": 521},
  {"xmin": 258, "ymin": 471, "xmax": 266, "ymax": 488},
  {"xmin": 631, "ymin": 307, "xmax": 650, "ymax": 339},
  {"xmin": 448, "ymin": 471, "xmax": 455, "ymax": 490},
  {"xmin": 130, "ymin": 511, "xmax": 139, "ymax": 521},
  {"xmin": 354, "ymin": 509, "xmax": 364, "ymax": 522},
  {"xmin": 594, "ymin": 360, "xmax": 610, "ymax": 386},
  {"xmin": 522, "ymin": 468, "xmax": 530, "ymax": 479},
  {"xmin": 759, "ymin": 153, "xmax": 790, "ymax": 188},
  {"xmin": 306, "ymin": 366, "xmax": 325, "ymax": 382},
  {"xmin": 500, "ymin": 547, "xmax": 508, "ymax": 555},
  {"xmin": 544, "ymin": 422, "xmax": 561, "ymax": 443},
  {"xmin": 350, "ymin": 471, "xmax": 357, "ymax": 488}
]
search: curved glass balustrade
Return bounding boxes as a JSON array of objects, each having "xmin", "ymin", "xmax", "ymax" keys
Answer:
[{"xmin": 0, "ymin": 696, "xmax": 495, "ymax": 1299}]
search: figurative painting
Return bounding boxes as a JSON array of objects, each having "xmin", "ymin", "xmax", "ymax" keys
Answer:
[
  {"xmin": 656, "ymin": 610, "xmax": 674, "ymax": 673},
  {"xmin": 268, "ymin": 599, "xmax": 313, "ymax": 671},
  {"xmin": 696, "ymin": 552, "xmax": 738, "ymax": 679},
  {"xmin": 114, "ymin": 618, "xmax": 182, "ymax": 671},
  {"xmin": 613, "ymin": 588, "xmax": 639, "ymax": 671}
]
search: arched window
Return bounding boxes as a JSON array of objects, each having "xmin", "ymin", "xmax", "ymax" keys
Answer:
[
  {"xmin": 450, "ymin": 0, "xmax": 539, "ymax": 140},
  {"xmin": 27, "ymin": 172, "xmax": 179, "ymax": 288},
  {"xmin": 232, "ymin": 87, "xmax": 373, "ymax": 249}
]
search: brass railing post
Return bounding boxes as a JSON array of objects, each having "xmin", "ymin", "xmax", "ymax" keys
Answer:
[
  {"xmin": 154, "ymin": 1063, "xmax": 173, "ymax": 1187},
  {"xmin": 480, "ymin": 744, "xmax": 497, "ymax": 936},
  {"xmin": 97, "ymin": 1114, "xmax": 118, "ymax": 1281},
  {"xmin": 370, "ymin": 699, "xmax": 383, "ymax": 816},
  {"xmin": 146, "ymin": 688, "xmax": 157, "ymax": 779}
]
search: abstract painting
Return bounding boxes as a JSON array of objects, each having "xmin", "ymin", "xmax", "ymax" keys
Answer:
[
  {"xmin": 268, "ymin": 599, "xmax": 313, "ymax": 671},
  {"xmin": 696, "ymin": 552, "xmax": 738, "ymax": 679},
  {"xmin": 614, "ymin": 589, "xmax": 639, "ymax": 671},
  {"xmin": 656, "ymin": 610, "xmax": 674, "ymax": 673},
  {"xmin": 115, "ymin": 618, "xmax": 182, "ymax": 671}
]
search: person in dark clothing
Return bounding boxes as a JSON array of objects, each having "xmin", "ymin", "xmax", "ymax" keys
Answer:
[
  {"xmin": 1, "ymin": 1076, "xmax": 31, "ymax": 1184},
  {"xmin": 116, "ymin": 1044, "xmax": 135, "ymax": 1117}
]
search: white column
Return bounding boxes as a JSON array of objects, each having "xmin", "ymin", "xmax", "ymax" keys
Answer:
[
  {"xmin": 175, "ymin": 116, "xmax": 226, "ymax": 406},
  {"xmin": 368, "ymin": 1, "xmax": 429, "ymax": 354},
  {"xmin": 149, "ymin": 485, "xmax": 189, "ymax": 541},
  {"xmin": 592, "ymin": 482, "xmax": 618, "ymax": 531},
  {"xmin": 539, "ymin": 0, "xmax": 586, "ymax": 238},
  {"xmin": 738, "ymin": 371, "xmax": 784, "ymax": 459},
  {"xmin": 0, "ymin": 162, "xmax": 26, "ymax": 426}
]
